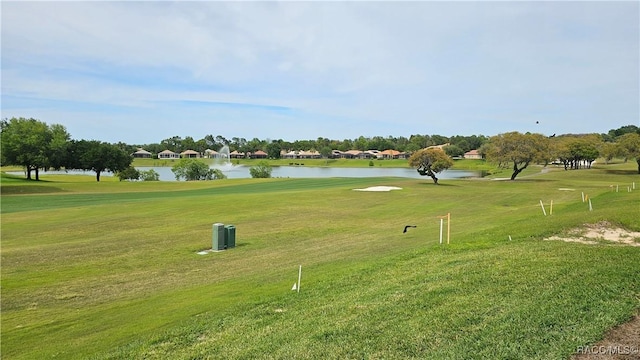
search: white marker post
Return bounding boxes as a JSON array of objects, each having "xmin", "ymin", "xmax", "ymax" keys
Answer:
[
  {"xmin": 436, "ymin": 213, "xmax": 451, "ymax": 245},
  {"xmin": 539, "ymin": 200, "xmax": 547, "ymax": 216},
  {"xmin": 588, "ymin": 198, "xmax": 593, "ymax": 212},
  {"xmin": 616, "ymin": 185, "xmax": 619, "ymax": 193},
  {"xmin": 581, "ymin": 192, "xmax": 585, "ymax": 202},
  {"xmin": 509, "ymin": 235, "xmax": 512, "ymax": 241},
  {"xmin": 297, "ymin": 265, "xmax": 302, "ymax": 293},
  {"xmin": 550, "ymin": 200, "xmax": 553, "ymax": 215}
]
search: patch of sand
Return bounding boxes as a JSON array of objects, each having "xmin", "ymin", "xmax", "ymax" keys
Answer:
[
  {"xmin": 548, "ymin": 222, "xmax": 640, "ymax": 358},
  {"xmin": 571, "ymin": 314, "xmax": 640, "ymax": 359},
  {"xmin": 353, "ymin": 186, "xmax": 403, "ymax": 192},
  {"xmin": 544, "ymin": 221, "xmax": 640, "ymax": 247}
]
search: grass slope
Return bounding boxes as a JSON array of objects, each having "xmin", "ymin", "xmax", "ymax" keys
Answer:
[{"xmin": 1, "ymin": 163, "xmax": 638, "ymax": 359}]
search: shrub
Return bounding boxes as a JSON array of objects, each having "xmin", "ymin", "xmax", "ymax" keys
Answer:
[
  {"xmin": 139, "ymin": 169, "xmax": 160, "ymax": 181},
  {"xmin": 117, "ymin": 166, "xmax": 140, "ymax": 181},
  {"xmin": 172, "ymin": 159, "xmax": 226, "ymax": 181},
  {"xmin": 249, "ymin": 161, "xmax": 272, "ymax": 178}
]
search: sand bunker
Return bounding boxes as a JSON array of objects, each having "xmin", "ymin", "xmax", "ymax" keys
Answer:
[
  {"xmin": 545, "ymin": 221, "xmax": 640, "ymax": 247},
  {"xmin": 353, "ymin": 186, "xmax": 403, "ymax": 192}
]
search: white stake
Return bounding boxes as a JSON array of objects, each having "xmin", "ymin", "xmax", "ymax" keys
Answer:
[
  {"xmin": 439, "ymin": 218, "xmax": 444, "ymax": 245},
  {"xmin": 581, "ymin": 192, "xmax": 585, "ymax": 202},
  {"xmin": 297, "ymin": 265, "xmax": 302, "ymax": 293},
  {"xmin": 508, "ymin": 235, "xmax": 512, "ymax": 241},
  {"xmin": 550, "ymin": 200, "xmax": 553, "ymax": 215},
  {"xmin": 616, "ymin": 185, "xmax": 619, "ymax": 193},
  {"xmin": 539, "ymin": 200, "xmax": 547, "ymax": 216},
  {"xmin": 588, "ymin": 198, "xmax": 593, "ymax": 211}
]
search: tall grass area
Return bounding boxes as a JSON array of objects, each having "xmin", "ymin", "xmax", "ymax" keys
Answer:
[{"xmin": 1, "ymin": 162, "xmax": 638, "ymax": 359}]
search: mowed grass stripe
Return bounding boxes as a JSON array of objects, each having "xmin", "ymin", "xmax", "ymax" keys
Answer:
[
  {"xmin": 0, "ymin": 177, "xmax": 407, "ymax": 214},
  {"xmin": 1, "ymin": 163, "xmax": 639, "ymax": 359}
]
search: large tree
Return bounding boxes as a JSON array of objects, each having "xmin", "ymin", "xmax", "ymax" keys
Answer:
[
  {"xmin": 0, "ymin": 117, "xmax": 70, "ymax": 180},
  {"xmin": 485, "ymin": 132, "xmax": 549, "ymax": 180},
  {"xmin": 551, "ymin": 135, "xmax": 601, "ymax": 170},
  {"xmin": 618, "ymin": 132, "xmax": 640, "ymax": 174},
  {"xmin": 46, "ymin": 123, "xmax": 72, "ymax": 171},
  {"xmin": 598, "ymin": 141, "xmax": 622, "ymax": 165},
  {"xmin": 407, "ymin": 148, "xmax": 454, "ymax": 184},
  {"xmin": 68, "ymin": 140, "xmax": 133, "ymax": 182},
  {"xmin": 265, "ymin": 141, "xmax": 282, "ymax": 159}
]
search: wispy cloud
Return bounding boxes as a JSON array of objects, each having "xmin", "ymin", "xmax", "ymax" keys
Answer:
[{"xmin": 2, "ymin": 1, "xmax": 638, "ymax": 144}]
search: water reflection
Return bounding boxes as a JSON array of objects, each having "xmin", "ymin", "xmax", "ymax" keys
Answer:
[{"xmin": 21, "ymin": 166, "xmax": 484, "ymax": 181}]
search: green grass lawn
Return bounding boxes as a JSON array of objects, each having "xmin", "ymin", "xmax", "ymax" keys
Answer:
[{"xmin": 1, "ymin": 162, "xmax": 639, "ymax": 359}]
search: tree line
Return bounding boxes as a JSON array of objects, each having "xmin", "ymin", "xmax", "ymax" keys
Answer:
[
  {"xmin": 124, "ymin": 127, "xmax": 638, "ymax": 166},
  {"xmin": 410, "ymin": 129, "xmax": 640, "ymax": 183},
  {"xmin": 122, "ymin": 134, "xmax": 489, "ymax": 159},
  {"xmin": 1, "ymin": 118, "xmax": 131, "ymax": 181},
  {"xmin": 2, "ymin": 117, "xmax": 639, "ymax": 182}
]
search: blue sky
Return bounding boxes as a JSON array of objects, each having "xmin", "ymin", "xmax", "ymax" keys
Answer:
[{"xmin": 2, "ymin": 1, "xmax": 638, "ymax": 145}]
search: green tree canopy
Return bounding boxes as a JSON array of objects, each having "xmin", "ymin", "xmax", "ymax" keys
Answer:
[
  {"xmin": 407, "ymin": 148, "xmax": 454, "ymax": 184},
  {"xmin": 606, "ymin": 125, "xmax": 640, "ymax": 140},
  {"xmin": 139, "ymin": 169, "xmax": 160, "ymax": 181},
  {"xmin": 171, "ymin": 158, "xmax": 226, "ymax": 181},
  {"xmin": 266, "ymin": 141, "xmax": 282, "ymax": 159},
  {"xmin": 320, "ymin": 146, "xmax": 333, "ymax": 159},
  {"xmin": 47, "ymin": 123, "xmax": 72, "ymax": 171},
  {"xmin": 249, "ymin": 160, "xmax": 272, "ymax": 178},
  {"xmin": 443, "ymin": 144, "xmax": 464, "ymax": 158},
  {"xmin": 485, "ymin": 132, "xmax": 549, "ymax": 180},
  {"xmin": 550, "ymin": 135, "xmax": 601, "ymax": 170},
  {"xmin": 68, "ymin": 140, "xmax": 133, "ymax": 182},
  {"xmin": 618, "ymin": 132, "xmax": 640, "ymax": 173},
  {"xmin": 0, "ymin": 117, "xmax": 70, "ymax": 180},
  {"xmin": 117, "ymin": 166, "xmax": 140, "ymax": 181},
  {"xmin": 598, "ymin": 141, "xmax": 622, "ymax": 165}
]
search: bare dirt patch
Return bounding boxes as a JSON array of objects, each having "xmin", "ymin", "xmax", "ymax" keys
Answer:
[
  {"xmin": 571, "ymin": 314, "xmax": 640, "ymax": 359},
  {"xmin": 547, "ymin": 222, "xmax": 640, "ymax": 358},
  {"xmin": 544, "ymin": 221, "xmax": 640, "ymax": 247}
]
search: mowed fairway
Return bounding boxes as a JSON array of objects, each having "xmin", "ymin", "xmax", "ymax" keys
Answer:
[{"xmin": 1, "ymin": 164, "xmax": 639, "ymax": 359}]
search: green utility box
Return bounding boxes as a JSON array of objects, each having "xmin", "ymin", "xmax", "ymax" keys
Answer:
[
  {"xmin": 225, "ymin": 225, "xmax": 236, "ymax": 248},
  {"xmin": 212, "ymin": 223, "xmax": 225, "ymax": 250}
]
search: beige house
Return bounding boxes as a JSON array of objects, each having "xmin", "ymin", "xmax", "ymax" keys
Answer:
[
  {"xmin": 131, "ymin": 148, "xmax": 152, "ymax": 158},
  {"xmin": 282, "ymin": 150, "xmax": 299, "ymax": 159},
  {"xmin": 249, "ymin": 150, "xmax": 268, "ymax": 159},
  {"xmin": 180, "ymin": 150, "xmax": 200, "ymax": 158},
  {"xmin": 158, "ymin": 150, "xmax": 180, "ymax": 159},
  {"xmin": 230, "ymin": 150, "xmax": 245, "ymax": 159},
  {"xmin": 298, "ymin": 150, "xmax": 321, "ymax": 159},
  {"xmin": 204, "ymin": 149, "xmax": 218, "ymax": 158},
  {"xmin": 464, "ymin": 149, "xmax": 482, "ymax": 159},
  {"xmin": 379, "ymin": 149, "xmax": 407, "ymax": 159},
  {"xmin": 341, "ymin": 150, "xmax": 371, "ymax": 159}
]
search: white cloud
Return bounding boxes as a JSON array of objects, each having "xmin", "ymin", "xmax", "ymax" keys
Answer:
[{"xmin": 1, "ymin": 1, "xmax": 638, "ymax": 143}]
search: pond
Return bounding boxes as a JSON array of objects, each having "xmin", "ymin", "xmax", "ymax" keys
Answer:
[{"xmin": 11, "ymin": 166, "xmax": 484, "ymax": 181}]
